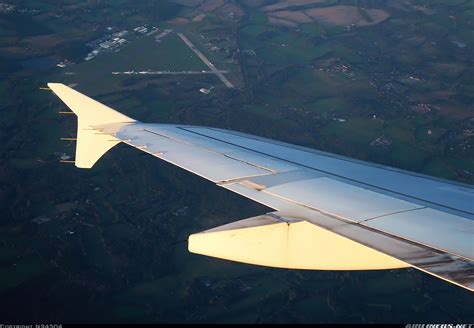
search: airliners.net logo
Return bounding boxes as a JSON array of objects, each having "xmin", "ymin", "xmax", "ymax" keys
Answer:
[{"xmin": 406, "ymin": 324, "xmax": 473, "ymax": 328}]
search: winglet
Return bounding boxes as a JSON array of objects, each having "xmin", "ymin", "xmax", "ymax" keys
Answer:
[{"xmin": 48, "ymin": 83, "xmax": 137, "ymax": 168}]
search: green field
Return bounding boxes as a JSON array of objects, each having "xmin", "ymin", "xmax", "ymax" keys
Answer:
[{"xmin": 59, "ymin": 33, "xmax": 207, "ymax": 95}]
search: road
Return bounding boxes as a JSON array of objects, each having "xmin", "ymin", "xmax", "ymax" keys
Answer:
[
  {"xmin": 177, "ymin": 32, "xmax": 235, "ymax": 88},
  {"xmin": 111, "ymin": 70, "xmax": 229, "ymax": 75}
]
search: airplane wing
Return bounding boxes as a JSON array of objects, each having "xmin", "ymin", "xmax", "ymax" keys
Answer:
[{"xmin": 48, "ymin": 83, "xmax": 474, "ymax": 292}]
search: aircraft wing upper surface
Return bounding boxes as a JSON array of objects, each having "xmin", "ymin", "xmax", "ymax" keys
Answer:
[{"xmin": 48, "ymin": 83, "xmax": 474, "ymax": 292}]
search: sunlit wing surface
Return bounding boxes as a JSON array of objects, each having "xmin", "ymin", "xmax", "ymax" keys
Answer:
[{"xmin": 48, "ymin": 83, "xmax": 474, "ymax": 292}]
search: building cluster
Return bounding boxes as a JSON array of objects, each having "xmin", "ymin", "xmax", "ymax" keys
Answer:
[
  {"xmin": 326, "ymin": 63, "xmax": 355, "ymax": 78},
  {"xmin": 57, "ymin": 59, "xmax": 74, "ymax": 68},
  {"xmin": 56, "ymin": 152, "xmax": 71, "ymax": 161},
  {"xmin": 242, "ymin": 49, "xmax": 256, "ymax": 56},
  {"xmin": 411, "ymin": 103, "xmax": 432, "ymax": 114},
  {"xmin": 172, "ymin": 206, "xmax": 188, "ymax": 216},
  {"xmin": 370, "ymin": 135, "xmax": 392, "ymax": 147},
  {"xmin": 0, "ymin": 3, "xmax": 40, "ymax": 15},
  {"xmin": 199, "ymin": 87, "xmax": 211, "ymax": 94},
  {"xmin": 452, "ymin": 40, "xmax": 466, "ymax": 48},
  {"xmin": 32, "ymin": 215, "xmax": 51, "ymax": 224},
  {"xmin": 18, "ymin": 8, "xmax": 39, "ymax": 15},
  {"xmin": 84, "ymin": 30, "xmax": 129, "ymax": 61},
  {"xmin": 458, "ymin": 139, "xmax": 471, "ymax": 152},
  {"xmin": 133, "ymin": 24, "xmax": 159, "ymax": 36},
  {"xmin": 200, "ymin": 33, "xmax": 237, "ymax": 63},
  {"xmin": 133, "ymin": 25, "xmax": 149, "ymax": 34},
  {"xmin": 0, "ymin": 3, "xmax": 15, "ymax": 13},
  {"xmin": 463, "ymin": 129, "xmax": 474, "ymax": 137}
]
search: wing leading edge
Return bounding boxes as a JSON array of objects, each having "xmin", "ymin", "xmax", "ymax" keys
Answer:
[{"xmin": 49, "ymin": 83, "xmax": 474, "ymax": 292}]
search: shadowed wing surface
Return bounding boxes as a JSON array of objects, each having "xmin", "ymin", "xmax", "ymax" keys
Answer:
[
  {"xmin": 49, "ymin": 83, "xmax": 474, "ymax": 291},
  {"xmin": 96, "ymin": 122, "xmax": 474, "ymax": 290}
]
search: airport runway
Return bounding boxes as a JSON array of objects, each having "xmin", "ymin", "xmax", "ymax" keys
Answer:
[
  {"xmin": 177, "ymin": 32, "xmax": 234, "ymax": 88},
  {"xmin": 111, "ymin": 70, "xmax": 229, "ymax": 75}
]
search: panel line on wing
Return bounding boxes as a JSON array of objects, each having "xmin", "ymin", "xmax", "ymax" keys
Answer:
[
  {"xmin": 179, "ymin": 126, "xmax": 473, "ymax": 216},
  {"xmin": 257, "ymin": 188, "xmax": 474, "ymax": 262},
  {"xmin": 261, "ymin": 188, "xmax": 364, "ymax": 224},
  {"xmin": 143, "ymin": 128, "xmax": 277, "ymax": 173},
  {"xmin": 205, "ymin": 127, "xmax": 474, "ymax": 191},
  {"xmin": 359, "ymin": 218, "xmax": 474, "ymax": 262},
  {"xmin": 121, "ymin": 140, "xmax": 273, "ymax": 183},
  {"xmin": 224, "ymin": 181, "xmax": 473, "ymax": 272},
  {"xmin": 359, "ymin": 207, "xmax": 427, "ymax": 223}
]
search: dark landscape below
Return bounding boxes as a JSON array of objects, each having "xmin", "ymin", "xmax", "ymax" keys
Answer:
[{"xmin": 0, "ymin": 0, "xmax": 473, "ymax": 323}]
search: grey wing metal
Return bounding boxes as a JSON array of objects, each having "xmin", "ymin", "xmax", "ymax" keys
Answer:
[{"xmin": 48, "ymin": 83, "xmax": 474, "ymax": 292}]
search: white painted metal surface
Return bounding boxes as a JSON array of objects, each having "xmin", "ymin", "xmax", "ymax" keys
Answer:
[
  {"xmin": 363, "ymin": 208, "xmax": 474, "ymax": 260},
  {"xmin": 115, "ymin": 124, "xmax": 273, "ymax": 183},
  {"xmin": 181, "ymin": 127, "xmax": 474, "ymax": 216},
  {"xmin": 48, "ymin": 83, "xmax": 474, "ymax": 291},
  {"xmin": 264, "ymin": 177, "xmax": 423, "ymax": 222},
  {"xmin": 144, "ymin": 125, "xmax": 297, "ymax": 173}
]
